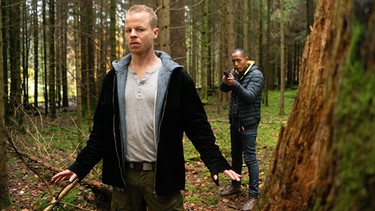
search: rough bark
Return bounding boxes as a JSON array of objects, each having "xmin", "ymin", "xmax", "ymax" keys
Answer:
[
  {"xmin": 257, "ymin": 0, "xmax": 375, "ymax": 210},
  {"xmin": 170, "ymin": 0, "xmax": 186, "ymax": 67},
  {"xmin": 48, "ymin": 0, "xmax": 56, "ymax": 118},
  {"xmin": 156, "ymin": 0, "xmax": 171, "ymax": 54},
  {"xmin": 0, "ymin": 0, "xmax": 11, "ymax": 207}
]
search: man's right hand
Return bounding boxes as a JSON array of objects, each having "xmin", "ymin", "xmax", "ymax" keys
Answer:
[
  {"xmin": 51, "ymin": 169, "xmax": 78, "ymax": 183},
  {"xmin": 222, "ymin": 73, "xmax": 235, "ymax": 86}
]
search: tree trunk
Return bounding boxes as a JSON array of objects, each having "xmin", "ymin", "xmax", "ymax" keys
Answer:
[
  {"xmin": 170, "ymin": 0, "xmax": 186, "ymax": 67},
  {"xmin": 306, "ymin": 0, "xmax": 315, "ymax": 34},
  {"xmin": 257, "ymin": 0, "xmax": 263, "ymax": 72},
  {"xmin": 156, "ymin": 0, "xmax": 171, "ymax": 54},
  {"xmin": 0, "ymin": 0, "xmax": 11, "ymax": 207},
  {"xmin": 2, "ymin": 0, "xmax": 9, "ymax": 120},
  {"xmin": 279, "ymin": 0, "xmax": 285, "ymax": 116},
  {"xmin": 60, "ymin": 0, "xmax": 68, "ymax": 107},
  {"xmin": 73, "ymin": 0, "xmax": 84, "ymax": 147},
  {"xmin": 33, "ymin": 0, "xmax": 39, "ymax": 108},
  {"xmin": 243, "ymin": 0, "xmax": 249, "ymax": 51},
  {"xmin": 48, "ymin": 0, "xmax": 56, "ymax": 118},
  {"xmin": 200, "ymin": 0, "xmax": 209, "ymax": 100},
  {"xmin": 109, "ymin": 0, "xmax": 116, "ymax": 63},
  {"xmin": 21, "ymin": 1, "xmax": 30, "ymax": 106},
  {"xmin": 9, "ymin": 0, "xmax": 22, "ymax": 121},
  {"xmin": 263, "ymin": 0, "xmax": 272, "ymax": 106},
  {"xmin": 257, "ymin": 0, "xmax": 375, "ymax": 210},
  {"xmin": 42, "ymin": 0, "xmax": 48, "ymax": 115},
  {"xmin": 80, "ymin": 0, "xmax": 95, "ymax": 121},
  {"xmin": 226, "ymin": 0, "xmax": 234, "ymax": 69}
]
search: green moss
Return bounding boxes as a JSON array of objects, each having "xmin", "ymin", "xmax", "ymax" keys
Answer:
[
  {"xmin": 331, "ymin": 21, "xmax": 375, "ymax": 210},
  {"xmin": 0, "ymin": 197, "xmax": 12, "ymax": 209}
]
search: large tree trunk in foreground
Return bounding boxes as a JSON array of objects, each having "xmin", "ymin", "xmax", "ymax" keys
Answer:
[{"xmin": 257, "ymin": 0, "xmax": 375, "ymax": 210}]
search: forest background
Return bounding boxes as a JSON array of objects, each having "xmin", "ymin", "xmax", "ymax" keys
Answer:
[
  {"xmin": 0, "ymin": 0, "xmax": 317, "ymax": 210},
  {"xmin": 0, "ymin": 0, "xmax": 314, "ymax": 120}
]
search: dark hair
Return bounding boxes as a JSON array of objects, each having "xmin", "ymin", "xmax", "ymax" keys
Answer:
[{"xmin": 233, "ymin": 48, "xmax": 247, "ymax": 57}]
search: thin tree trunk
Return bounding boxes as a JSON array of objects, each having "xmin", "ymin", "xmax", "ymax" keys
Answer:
[
  {"xmin": 279, "ymin": 0, "xmax": 285, "ymax": 116},
  {"xmin": 264, "ymin": 0, "xmax": 272, "ymax": 106},
  {"xmin": 21, "ymin": 1, "xmax": 29, "ymax": 105},
  {"xmin": 189, "ymin": 0, "xmax": 197, "ymax": 82},
  {"xmin": 258, "ymin": 0, "xmax": 263, "ymax": 70},
  {"xmin": 243, "ymin": 0, "xmax": 249, "ymax": 51},
  {"xmin": 48, "ymin": 0, "xmax": 56, "ymax": 118},
  {"xmin": 33, "ymin": 0, "xmax": 39, "ymax": 108},
  {"xmin": 109, "ymin": 0, "xmax": 116, "ymax": 64},
  {"xmin": 226, "ymin": 0, "xmax": 234, "ymax": 68},
  {"xmin": 97, "ymin": 0, "xmax": 107, "ymax": 90},
  {"xmin": 60, "ymin": 0, "xmax": 68, "ymax": 107},
  {"xmin": 42, "ymin": 0, "xmax": 48, "ymax": 115},
  {"xmin": 201, "ymin": 0, "xmax": 209, "ymax": 100},
  {"xmin": 73, "ymin": 0, "xmax": 83, "ymax": 147}
]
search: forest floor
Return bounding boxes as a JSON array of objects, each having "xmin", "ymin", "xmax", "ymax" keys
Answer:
[
  {"xmin": 5, "ymin": 89, "xmax": 293, "ymax": 210},
  {"xmin": 6, "ymin": 148, "xmax": 274, "ymax": 211}
]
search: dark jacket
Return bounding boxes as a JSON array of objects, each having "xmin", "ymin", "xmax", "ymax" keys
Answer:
[
  {"xmin": 220, "ymin": 62, "xmax": 264, "ymax": 129},
  {"xmin": 68, "ymin": 51, "xmax": 231, "ymax": 195}
]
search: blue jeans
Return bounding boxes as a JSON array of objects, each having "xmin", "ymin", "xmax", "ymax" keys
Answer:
[{"xmin": 230, "ymin": 124, "xmax": 260, "ymax": 197}]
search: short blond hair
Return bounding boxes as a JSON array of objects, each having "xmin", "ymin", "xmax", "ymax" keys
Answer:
[{"xmin": 126, "ymin": 5, "xmax": 158, "ymax": 28}]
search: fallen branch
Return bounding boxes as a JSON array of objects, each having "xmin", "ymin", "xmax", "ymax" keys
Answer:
[
  {"xmin": 42, "ymin": 178, "xmax": 79, "ymax": 211},
  {"xmin": 8, "ymin": 145, "xmax": 113, "ymax": 195}
]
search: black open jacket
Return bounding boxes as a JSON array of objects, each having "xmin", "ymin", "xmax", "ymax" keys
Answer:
[{"xmin": 68, "ymin": 51, "xmax": 231, "ymax": 196}]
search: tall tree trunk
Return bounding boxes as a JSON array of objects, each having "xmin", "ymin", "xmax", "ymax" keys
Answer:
[
  {"xmin": 97, "ymin": 0, "xmax": 108, "ymax": 89},
  {"xmin": 170, "ymin": 0, "xmax": 186, "ymax": 67},
  {"xmin": 200, "ymin": 0, "xmax": 209, "ymax": 100},
  {"xmin": 1, "ymin": 0, "xmax": 9, "ymax": 120},
  {"xmin": 109, "ymin": 0, "xmax": 116, "ymax": 63},
  {"xmin": 226, "ymin": 0, "xmax": 234, "ymax": 69},
  {"xmin": 9, "ymin": 0, "xmax": 22, "ymax": 125},
  {"xmin": 257, "ymin": 0, "xmax": 375, "ymax": 210},
  {"xmin": 33, "ymin": 0, "xmax": 39, "ymax": 108},
  {"xmin": 48, "ymin": 0, "xmax": 56, "ymax": 118},
  {"xmin": 279, "ymin": 0, "xmax": 285, "ymax": 116},
  {"xmin": 189, "ymin": 0, "xmax": 197, "ymax": 82},
  {"xmin": 42, "ymin": 0, "xmax": 48, "ymax": 115},
  {"xmin": 156, "ymin": 0, "xmax": 171, "ymax": 54},
  {"xmin": 258, "ymin": 0, "xmax": 263, "ymax": 70},
  {"xmin": 60, "ymin": 0, "xmax": 68, "ymax": 107},
  {"xmin": 0, "ymin": 0, "xmax": 11, "ymax": 207},
  {"xmin": 263, "ymin": 0, "xmax": 272, "ymax": 106},
  {"xmin": 56, "ymin": 0, "xmax": 62, "ymax": 107},
  {"xmin": 243, "ymin": 0, "xmax": 249, "ymax": 51},
  {"xmin": 80, "ymin": 0, "xmax": 95, "ymax": 123},
  {"xmin": 86, "ymin": 0, "xmax": 96, "ymax": 111},
  {"xmin": 21, "ymin": 1, "xmax": 29, "ymax": 105},
  {"xmin": 79, "ymin": 0, "xmax": 89, "ymax": 117},
  {"xmin": 73, "ymin": 0, "xmax": 83, "ymax": 147}
]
